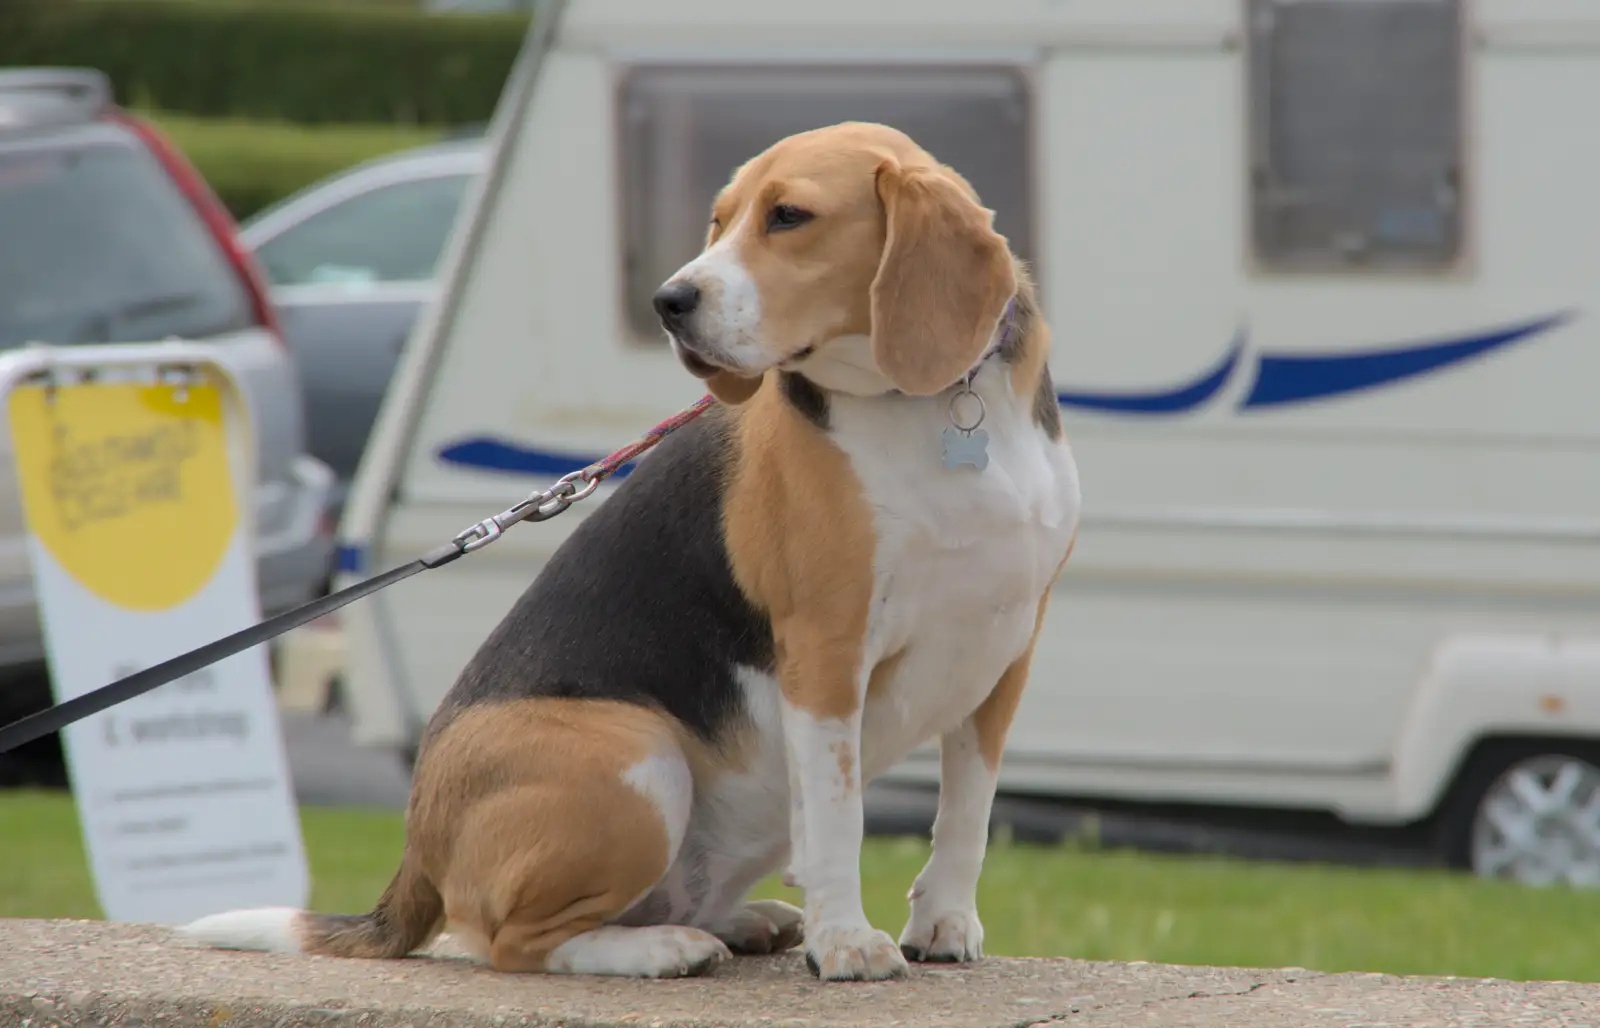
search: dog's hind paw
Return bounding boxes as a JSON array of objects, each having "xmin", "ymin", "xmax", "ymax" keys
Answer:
[
  {"xmin": 546, "ymin": 925, "xmax": 731, "ymax": 978},
  {"xmin": 713, "ymin": 899, "xmax": 804, "ymax": 954}
]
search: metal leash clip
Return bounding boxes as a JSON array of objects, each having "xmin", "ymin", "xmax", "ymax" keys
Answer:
[{"xmin": 450, "ymin": 469, "xmax": 603, "ymax": 555}]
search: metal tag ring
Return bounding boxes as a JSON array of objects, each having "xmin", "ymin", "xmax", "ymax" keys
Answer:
[{"xmin": 948, "ymin": 388, "xmax": 987, "ymax": 433}]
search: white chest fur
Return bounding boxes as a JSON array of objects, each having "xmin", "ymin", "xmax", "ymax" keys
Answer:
[{"xmin": 827, "ymin": 360, "xmax": 1082, "ymax": 776}]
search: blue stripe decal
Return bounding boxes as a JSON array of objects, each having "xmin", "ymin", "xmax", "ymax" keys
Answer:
[
  {"xmin": 435, "ymin": 437, "xmax": 640, "ymax": 479},
  {"xmin": 1238, "ymin": 312, "xmax": 1572, "ymax": 410},
  {"xmin": 1055, "ymin": 329, "xmax": 1244, "ymax": 414},
  {"xmin": 432, "ymin": 313, "xmax": 1573, "ymax": 474},
  {"xmin": 335, "ymin": 544, "xmax": 366, "ymax": 575}
]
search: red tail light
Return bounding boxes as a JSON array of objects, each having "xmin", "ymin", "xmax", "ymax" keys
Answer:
[{"xmin": 107, "ymin": 109, "xmax": 284, "ymax": 341}]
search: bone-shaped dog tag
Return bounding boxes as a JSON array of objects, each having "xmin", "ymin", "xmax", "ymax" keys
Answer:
[{"xmin": 941, "ymin": 426, "xmax": 989, "ymax": 471}]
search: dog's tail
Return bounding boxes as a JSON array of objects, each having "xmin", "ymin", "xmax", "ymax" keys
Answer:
[{"xmin": 178, "ymin": 848, "xmax": 443, "ymax": 959}]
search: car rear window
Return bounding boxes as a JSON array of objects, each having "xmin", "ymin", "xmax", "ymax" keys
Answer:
[{"xmin": 0, "ymin": 138, "xmax": 256, "ymax": 349}]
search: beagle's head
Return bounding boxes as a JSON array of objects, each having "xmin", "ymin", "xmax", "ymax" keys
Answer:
[{"xmin": 651, "ymin": 121, "xmax": 1018, "ymax": 405}]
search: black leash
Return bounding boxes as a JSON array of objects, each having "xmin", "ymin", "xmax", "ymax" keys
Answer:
[
  {"xmin": 0, "ymin": 553, "xmax": 445, "ymax": 753},
  {"xmin": 0, "ymin": 396, "xmax": 717, "ymax": 755}
]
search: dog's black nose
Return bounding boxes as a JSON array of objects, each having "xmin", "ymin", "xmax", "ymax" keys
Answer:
[{"xmin": 652, "ymin": 281, "xmax": 701, "ymax": 325}]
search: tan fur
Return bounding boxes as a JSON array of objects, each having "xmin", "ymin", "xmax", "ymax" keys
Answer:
[
  {"xmin": 869, "ymin": 158, "xmax": 1017, "ymax": 395},
  {"xmin": 679, "ymin": 122, "xmax": 1018, "ymax": 402},
  {"xmin": 311, "ymin": 699, "xmax": 685, "ymax": 971},
  {"xmin": 296, "ymin": 848, "xmax": 445, "ymax": 959},
  {"xmin": 973, "ymin": 534, "xmax": 1077, "ymax": 771},
  {"xmin": 712, "ymin": 127, "xmax": 888, "ymax": 375},
  {"xmin": 723, "ymin": 383, "xmax": 877, "ymax": 719},
  {"xmin": 705, "ymin": 369, "xmax": 764, "ymax": 405}
]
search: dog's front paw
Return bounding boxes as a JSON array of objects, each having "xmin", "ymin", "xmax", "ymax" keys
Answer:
[
  {"xmin": 898, "ymin": 907, "xmax": 984, "ymax": 964},
  {"xmin": 804, "ymin": 922, "xmax": 909, "ymax": 981}
]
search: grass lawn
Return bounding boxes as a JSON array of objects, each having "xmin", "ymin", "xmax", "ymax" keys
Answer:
[{"xmin": 5, "ymin": 788, "xmax": 1599, "ymax": 983}]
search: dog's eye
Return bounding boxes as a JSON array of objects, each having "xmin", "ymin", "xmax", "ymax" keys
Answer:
[{"xmin": 766, "ymin": 204, "xmax": 814, "ymax": 233}]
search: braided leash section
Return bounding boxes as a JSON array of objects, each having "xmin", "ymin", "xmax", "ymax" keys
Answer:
[
  {"xmin": 581, "ymin": 393, "xmax": 717, "ymax": 482},
  {"xmin": 444, "ymin": 393, "xmax": 720, "ymax": 557}
]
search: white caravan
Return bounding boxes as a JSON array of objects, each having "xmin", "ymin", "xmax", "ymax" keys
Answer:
[{"xmin": 333, "ymin": 0, "xmax": 1600, "ymax": 884}]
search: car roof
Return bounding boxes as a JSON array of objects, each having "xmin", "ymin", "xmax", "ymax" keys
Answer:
[
  {"xmin": 0, "ymin": 118, "xmax": 138, "ymax": 159},
  {"xmin": 0, "ymin": 68, "xmax": 114, "ymax": 139},
  {"xmin": 349, "ymin": 133, "xmax": 489, "ymax": 174},
  {"xmin": 237, "ymin": 133, "xmax": 489, "ymax": 242}
]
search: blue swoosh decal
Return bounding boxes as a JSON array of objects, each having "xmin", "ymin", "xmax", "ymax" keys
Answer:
[
  {"xmin": 435, "ymin": 437, "xmax": 639, "ymax": 480},
  {"xmin": 434, "ymin": 312, "xmax": 1573, "ymax": 474},
  {"xmin": 1239, "ymin": 312, "xmax": 1572, "ymax": 410},
  {"xmin": 1055, "ymin": 329, "xmax": 1245, "ymax": 414}
]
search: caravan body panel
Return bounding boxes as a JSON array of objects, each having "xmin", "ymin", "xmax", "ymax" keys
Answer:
[{"xmin": 339, "ymin": 0, "xmax": 1600, "ymax": 825}]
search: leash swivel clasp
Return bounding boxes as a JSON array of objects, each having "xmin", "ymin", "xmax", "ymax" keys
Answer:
[
  {"xmin": 450, "ymin": 470, "xmax": 603, "ymax": 555},
  {"xmin": 453, "ymin": 516, "xmax": 505, "ymax": 555}
]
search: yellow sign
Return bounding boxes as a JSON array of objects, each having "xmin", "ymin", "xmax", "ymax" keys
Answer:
[{"xmin": 9, "ymin": 380, "xmax": 238, "ymax": 612}]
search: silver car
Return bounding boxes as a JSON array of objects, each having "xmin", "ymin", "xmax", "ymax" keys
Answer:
[
  {"xmin": 238, "ymin": 137, "xmax": 488, "ymax": 513},
  {"xmin": 0, "ymin": 70, "xmax": 335, "ymax": 742}
]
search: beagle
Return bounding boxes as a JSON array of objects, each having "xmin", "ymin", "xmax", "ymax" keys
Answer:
[{"xmin": 181, "ymin": 122, "xmax": 1081, "ymax": 983}]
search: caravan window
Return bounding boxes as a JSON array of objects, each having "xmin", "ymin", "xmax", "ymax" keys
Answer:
[
  {"xmin": 1246, "ymin": 0, "xmax": 1465, "ymax": 271},
  {"xmin": 618, "ymin": 65, "xmax": 1034, "ymax": 340}
]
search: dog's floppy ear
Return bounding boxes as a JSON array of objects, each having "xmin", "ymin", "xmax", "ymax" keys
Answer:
[
  {"xmin": 870, "ymin": 160, "xmax": 1016, "ymax": 396},
  {"xmin": 704, "ymin": 370, "xmax": 764, "ymax": 405}
]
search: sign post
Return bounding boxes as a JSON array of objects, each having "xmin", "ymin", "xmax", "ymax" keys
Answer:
[{"xmin": 5, "ymin": 346, "xmax": 309, "ymax": 925}]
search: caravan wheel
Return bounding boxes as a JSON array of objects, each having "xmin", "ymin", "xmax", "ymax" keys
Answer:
[{"xmin": 1443, "ymin": 744, "xmax": 1600, "ymax": 888}]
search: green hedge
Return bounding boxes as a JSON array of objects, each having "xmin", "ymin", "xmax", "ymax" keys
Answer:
[
  {"xmin": 3, "ymin": 0, "xmax": 527, "ymax": 126},
  {"xmin": 145, "ymin": 111, "xmax": 449, "ymax": 221}
]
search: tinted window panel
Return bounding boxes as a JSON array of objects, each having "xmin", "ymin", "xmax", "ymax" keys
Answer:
[
  {"xmin": 254, "ymin": 173, "xmax": 472, "ymax": 288},
  {"xmin": 1247, "ymin": 0, "xmax": 1465, "ymax": 270},
  {"xmin": 618, "ymin": 64, "xmax": 1035, "ymax": 338},
  {"xmin": 0, "ymin": 141, "xmax": 254, "ymax": 348}
]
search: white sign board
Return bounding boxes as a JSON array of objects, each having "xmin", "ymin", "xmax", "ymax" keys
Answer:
[{"xmin": 8, "ymin": 366, "xmax": 309, "ymax": 924}]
